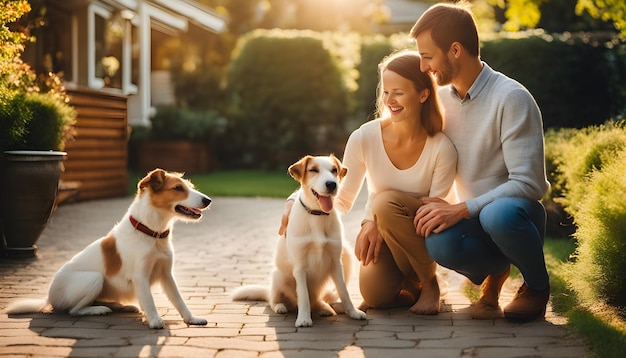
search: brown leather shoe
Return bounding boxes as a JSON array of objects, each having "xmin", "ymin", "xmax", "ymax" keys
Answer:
[
  {"xmin": 472, "ymin": 266, "xmax": 510, "ymax": 319},
  {"xmin": 504, "ymin": 283, "xmax": 550, "ymax": 322}
]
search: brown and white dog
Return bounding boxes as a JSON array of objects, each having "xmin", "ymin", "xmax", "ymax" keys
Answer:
[
  {"xmin": 232, "ymin": 155, "xmax": 367, "ymax": 327},
  {"xmin": 4, "ymin": 169, "xmax": 211, "ymax": 329}
]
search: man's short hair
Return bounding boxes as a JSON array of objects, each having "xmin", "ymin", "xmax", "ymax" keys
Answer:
[{"xmin": 410, "ymin": 2, "xmax": 480, "ymax": 57}]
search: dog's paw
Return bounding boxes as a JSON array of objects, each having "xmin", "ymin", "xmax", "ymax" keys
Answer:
[
  {"xmin": 295, "ymin": 316, "xmax": 313, "ymax": 327},
  {"xmin": 71, "ymin": 306, "xmax": 112, "ymax": 316},
  {"xmin": 120, "ymin": 305, "xmax": 139, "ymax": 313},
  {"xmin": 318, "ymin": 302, "xmax": 336, "ymax": 316},
  {"xmin": 329, "ymin": 301, "xmax": 345, "ymax": 314},
  {"xmin": 347, "ymin": 308, "xmax": 367, "ymax": 320},
  {"xmin": 186, "ymin": 316, "xmax": 208, "ymax": 326},
  {"xmin": 147, "ymin": 317, "xmax": 165, "ymax": 329},
  {"xmin": 273, "ymin": 303, "xmax": 288, "ymax": 314}
]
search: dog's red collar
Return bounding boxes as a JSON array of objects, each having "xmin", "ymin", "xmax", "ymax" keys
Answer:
[
  {"xmin": 299, "ymin": 197, "xmax": 329, "ymax": 216},
  {"xmin": 129, "ymin": 216, "xmax": 170, "ymax": 239}
]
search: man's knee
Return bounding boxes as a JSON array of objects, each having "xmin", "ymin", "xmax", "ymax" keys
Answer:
[
  {"xmin": 480, "ymin": 198, "xmax": 523, "ymax": 233},
  {"xmin": 479, "ymin": 198, "xmax": 546, "ymax": 247},
  {"xmin": 425, "ymin": 234, "xmax": 456, "ymax": 264}
]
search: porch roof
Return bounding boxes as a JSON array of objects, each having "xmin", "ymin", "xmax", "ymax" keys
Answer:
[{"xmin": 153, "ymin": 0, "xmax": 226, "ymax": 33}]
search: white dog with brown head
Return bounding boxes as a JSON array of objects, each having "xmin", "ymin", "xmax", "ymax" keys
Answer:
[
  {"xmin": 232, "ymin": 154, "xmax": 367, "ymax": 327},
  {"xmin": 5, "ymin": 169, "xmax": 211, "ymax": 329}
]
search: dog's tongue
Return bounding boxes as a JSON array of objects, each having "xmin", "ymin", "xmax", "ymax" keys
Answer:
[{"xmin": 318, "ymin": 195, "xmax": 333, "ymax": 212}]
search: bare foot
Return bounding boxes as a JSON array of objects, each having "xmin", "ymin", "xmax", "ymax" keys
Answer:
[{"xmin": 408, "ymin": 277, "xmax": 440, "ymax": 315}]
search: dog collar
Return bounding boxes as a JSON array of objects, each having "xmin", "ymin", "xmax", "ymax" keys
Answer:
[
  {"xmin": 129, "ymin": 216, "xmax": 170, "ymax": 239},
  {"xmin": 299, "ymin": 197, "xmax": 329, "ymax": 216}
]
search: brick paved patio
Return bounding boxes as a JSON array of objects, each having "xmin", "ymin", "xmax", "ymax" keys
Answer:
[{"xmin": 0, "ymin": 195, "xmax": 588, "ymax": 357}]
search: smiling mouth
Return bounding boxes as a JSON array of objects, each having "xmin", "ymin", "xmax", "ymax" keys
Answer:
[
  {"xmin": 312, "ymin": 189, "xmax": 333, "ymax": 212},
  {"xmin": 390, "ymin": 106, "xmax": 403, "ymax": 113},
  {"xmin": 175, "ymin": 205, "xmax": 202, "ymax": 219}
]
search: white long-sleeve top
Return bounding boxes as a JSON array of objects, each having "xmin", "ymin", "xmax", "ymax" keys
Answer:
[
  {"xmin": 336, "ymin": 119, "xmax": 458, "ymax": 222},
  {"xmin": 440, "ymin": 62, "xmax": 550, "ymax": 217}
]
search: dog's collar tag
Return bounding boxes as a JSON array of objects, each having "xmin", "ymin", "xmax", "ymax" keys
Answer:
[
  {"xmin": 299, "ymin": 197, "xmax": 329, "ymax": 216},
  {"xmin": 129, "ymin": 216, "xmax": 170, "ymax": 239}
]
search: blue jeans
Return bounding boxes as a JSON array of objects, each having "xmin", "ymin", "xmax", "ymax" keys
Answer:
[{"xmin": 425, "ymin": 197, "xmax": 549, "ymax": 291}]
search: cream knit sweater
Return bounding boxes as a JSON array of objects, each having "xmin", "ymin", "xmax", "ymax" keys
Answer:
[{"xmin": 440, "ymin": 62, "xmax": 550, "ymax": 217}]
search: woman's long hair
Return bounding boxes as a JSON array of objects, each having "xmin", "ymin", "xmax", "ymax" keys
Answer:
[{"xmin": 374, "ymin": 49, "xmax": 443, "ymax": 136}]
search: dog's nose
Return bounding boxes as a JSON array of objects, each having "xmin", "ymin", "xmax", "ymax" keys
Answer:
[
  {"xmin": 325, "ymin": 181, "xmax": 337, "ymax": 192},
  {"xmin": 203, "ymin": 197, "xmax": 212, "ymax": 207}
]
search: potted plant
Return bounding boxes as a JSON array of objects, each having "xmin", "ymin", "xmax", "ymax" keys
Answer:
[{"xmin": 0, "ymin": 1, "xmax": 76, "ymax": 257}]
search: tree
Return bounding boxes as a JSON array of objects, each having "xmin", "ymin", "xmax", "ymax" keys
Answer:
[
  {"xmin": 486, "ymin": 0, "xmax": 625, "ymax": 36},
  {"xmin": 575, "ymin": 0, "xmax": 626, "ymax": 36},
  {"xmin": 0, "ymin": 0, "xmax": 31, "ymax": 62}
]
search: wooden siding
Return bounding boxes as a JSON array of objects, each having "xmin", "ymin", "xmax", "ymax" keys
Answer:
[{"xmin": 61, "ymin": 89, "xmax": 129, "ymax": 201}]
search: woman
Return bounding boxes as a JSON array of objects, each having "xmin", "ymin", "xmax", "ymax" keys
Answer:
[
  {"xmin": 280, "ymin": 49, "xmax": 457, "ymax": 314},
  {"xmin": 335, "ymin": 49, "xmax": 457, "ymax": 314}
]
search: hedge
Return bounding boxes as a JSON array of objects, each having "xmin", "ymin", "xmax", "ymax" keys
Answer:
[
  {"xmin": 481, "ymin": 32, "xmax": 626, "ymax": 129},
  {"xmin": 545, "ymin": 121, "xmax": 626, "ymax": 311},
  {"xmin": 225, "ymin": 29, "xmax": 352, "ymax": 169},
  {"xmin": 155, "ymin": 29, "xmax": 626, "ymax": 171}
]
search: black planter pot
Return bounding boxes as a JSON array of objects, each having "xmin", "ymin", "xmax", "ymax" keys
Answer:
[{"xmin": 0, "ymin": 150, "xmax": 66, "ymax": 258}]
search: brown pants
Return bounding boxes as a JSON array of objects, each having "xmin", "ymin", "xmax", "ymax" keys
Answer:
[{"xmin": 359, "ymin": 190, "xmax": 437, "ymax": 308}]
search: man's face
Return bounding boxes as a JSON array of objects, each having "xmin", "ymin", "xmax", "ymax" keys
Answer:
[{"xmin": 415, "ymin": 30, "xmax": 454, "ymax": 86}]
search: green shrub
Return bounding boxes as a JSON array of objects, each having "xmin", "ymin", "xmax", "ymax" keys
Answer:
[
  {"xmin": 148, "ymin": 106, "xmax": 227, "ymax": 141},
  {"xmin": 544, "ymin": 126, "xmax": 578, "ymax": 199},
  {"xmin": 548, "ymin": 121, "xmax": 626, "ymax": 217},
  {"xmin": 354, "ymin": 35, "xmax": 394, "ymax": 124},
  {"xmin": 565, "ymin": 148, "xmax": 626, "ymax": 310},
  {"xmin": 226, "ymin": 29, "xmax": 351, "ymax": 169},
  {"xmin": 0, "ymin": 91, "xmax": 75, "ymax": 151},
  {"xmin": 172, "ymin": 63, "xmax": 227, "ymax": 111},
  {"xmin": 20, "ymin": 92, "xmax": 76, "ymax": 151},
  {"xmin": 0, "ymin": 91, "xmax": 30, "ymax": 150},
  {"xmin": 481, "ymin": 32, "xmax": 626, "ymax": 128},
  {"xmin": 128, "ymin": 106, "xmax": 227, "ymax": 170}
]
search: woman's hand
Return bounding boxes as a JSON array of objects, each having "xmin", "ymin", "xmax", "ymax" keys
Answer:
[{"xmin": 354, "ymin": 220, "xmax": 383, "ymax": 266}]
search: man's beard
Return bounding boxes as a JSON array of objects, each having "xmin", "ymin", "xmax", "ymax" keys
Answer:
[{"xmin": 435, "ymin": 58, "xmax": 454, "ymax": 86}]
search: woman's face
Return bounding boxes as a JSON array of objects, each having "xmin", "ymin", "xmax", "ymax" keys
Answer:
[{"xmin": 381, "ymin": 69, "xmax": 425, "ymax": 123}]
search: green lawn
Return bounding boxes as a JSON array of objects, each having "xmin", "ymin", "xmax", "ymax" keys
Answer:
[
  {"xmin": 128, "ymin": 170, "xmax": 299, "ymax": 198},
  {"xmin": 545, "ymin": 237, "xmax": 626, "ymax": 358}
]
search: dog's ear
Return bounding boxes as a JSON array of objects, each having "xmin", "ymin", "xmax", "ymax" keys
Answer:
[
  {"xmin": 138, "ymin": 168, "xmax": 167, "ymax": 193},
  {"xmin": 330, "ymin": 154, "xmax": 348, "ymax": 180},
  {"xmin": 288, "ymin": 155, "xmax": 312, "ymax": 181}
]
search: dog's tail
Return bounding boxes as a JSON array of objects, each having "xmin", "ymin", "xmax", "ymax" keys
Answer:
[
  {"xmin": 231, "ymin": 285, "xmax": 269, "ymax": 302},
  {"xmin": 4, "ymin": 298, "xmax": 51, "ymax": 314}
]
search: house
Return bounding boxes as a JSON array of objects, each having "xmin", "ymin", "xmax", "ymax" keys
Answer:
[
  {"xmin": 377, "ymin": 0, "xmax": 430, "ymax": 35},
  {"xmin": 21, "ymin": 0, "xmax": 225, "ymax": 200}
]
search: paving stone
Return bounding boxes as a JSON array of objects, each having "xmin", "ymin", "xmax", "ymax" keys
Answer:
[{"xmin": 0, "ymin": 195, "xmax": 589, "ymax": 357}]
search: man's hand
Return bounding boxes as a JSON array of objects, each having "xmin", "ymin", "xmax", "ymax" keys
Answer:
[
  {"xmin": 354, "ymin": 220, "xmax": 383, "ymax": 266},
  {"xmin": 414, "ymin": 197, "xmax": 469, "ymax": 237},
  {"xmin": 278, "ymin": 199, "xmax": 294, "ymax": 236}
]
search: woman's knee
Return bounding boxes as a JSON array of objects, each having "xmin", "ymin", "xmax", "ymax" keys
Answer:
[
  {"xmin": 359, "ymin": 261, "xmax": 402, "ymax": 307},
  {"xmin": 371, "ymin": 190, "xmax": 420, "ymax": 226},
  {"xmin": 371, "ymin": 190, "xmax": 401, "ymax": 216}
]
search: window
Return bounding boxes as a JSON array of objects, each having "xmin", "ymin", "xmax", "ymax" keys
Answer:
[
  {"xmin": 21, "ymin": 3, "xmax": 73, "ymax": 83},
  {"xmin": 93, "ymin": 8, "xmax": 123, "ymax": 90},
  {"xmin": 89, "ymin": 5, "xmax": 136, "ymax": 93}
]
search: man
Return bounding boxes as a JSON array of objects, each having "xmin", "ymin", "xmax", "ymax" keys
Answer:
[{"xmin": 411, "ymin": 2, "xmax": 551, "ymax": 322}]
